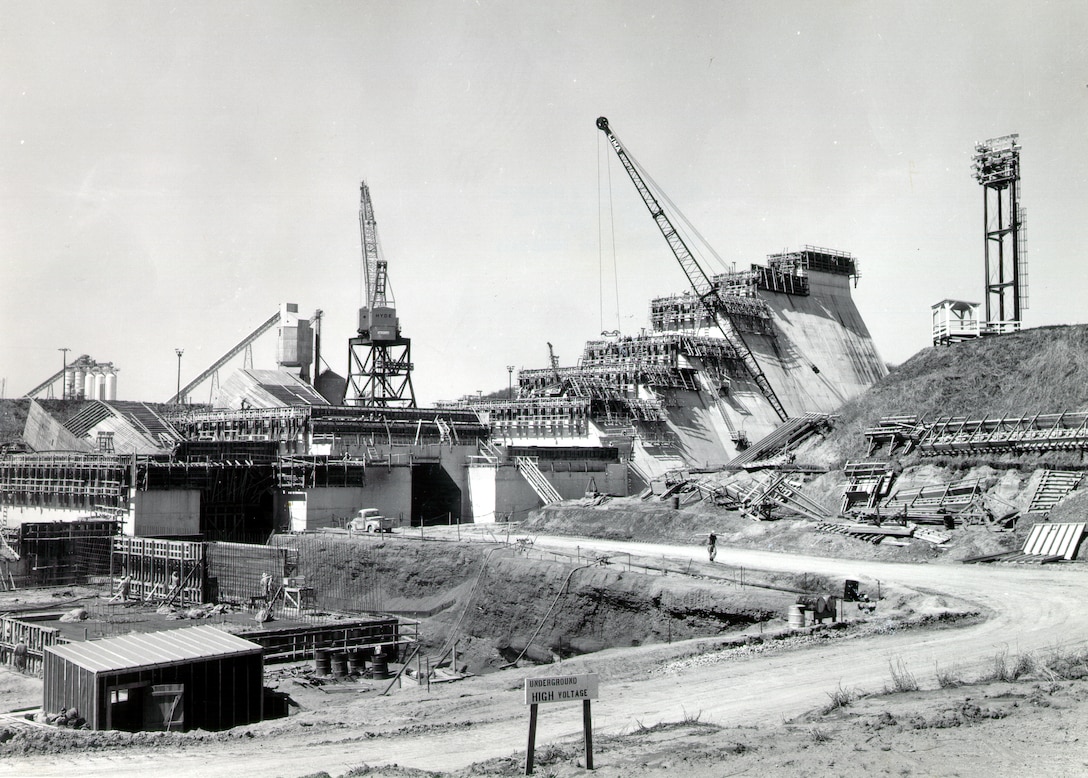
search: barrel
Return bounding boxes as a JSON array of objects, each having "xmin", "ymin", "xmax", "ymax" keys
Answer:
[
  {"xmin": 313, "ymin": 648, "xmax": 331, "ymax": 676},
  {"xmin": 347, "ymin": 650, "xmax": 367, "ymax": 675},
  {"xmin": 330, "ymin": 652, "xmax": 348, "ymax": 678},
  {"xmin": 787, "ymin": 604, "xmax": 806, "ymax": 629},
  {"xmin": 369, "ymin": 653, "xmax": 390, "ymax": 680}
]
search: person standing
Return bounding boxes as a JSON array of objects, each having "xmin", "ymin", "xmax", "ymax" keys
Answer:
[{"xmin": 707, "ymin": 532, "xmax": 718, "ymax": 562}]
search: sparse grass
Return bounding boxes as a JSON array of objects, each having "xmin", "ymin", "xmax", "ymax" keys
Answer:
[
  {"xmin": 809, "ymin": 727, "xmax": 831, "ymax": 743},
  {"xmin": 935, "ymin": 662, "xmax": 964, "ymax": 689},
  {"xmin": 631, "ymin": 709, "xmax": 718, "ymax": 735},
  {"xmin": 885, "ymin": 658, "xmax": 919, "ymax": 693},
  {"xmin": 979, "ymin": 648, "xmax": 1034, "ymax": 683},
  {"xmin": 681, "ymin": 707, "xmax": 704, "ymax": 724},
  {"xmin": 1036, "ymin": 644, "xmax": 1088, "ymax": 681},
  {"xmin": 821, "ymin": 683, "xmax": 857, "ymax": 714}
]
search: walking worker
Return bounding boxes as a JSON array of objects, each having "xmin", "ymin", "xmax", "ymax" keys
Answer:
[
  {"xmin": 109, "ymin": 574, "xmax": 132, "ymax": 602},
  {"xmin": 707, "ymin": 532, "xmax": 718, "ymax": 562}
]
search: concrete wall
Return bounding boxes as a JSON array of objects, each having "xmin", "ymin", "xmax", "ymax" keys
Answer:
[
  {"xmin": 276, "ymin": 487, "xmax": 367, "ymax": 532},
  {"xmin": 85, "ymin": 416, "xmax": 164, "ymax": 455},
  {"xmin": 652, "ymin": 269, "xmax": 889, "ymax": 466},
  {"xmin": 0, "ymin": 504, "xmax": 101, "ymax": 529},
  {"xmin": 127, "ymin": 490, "xmax": 201, "ymax": 537},
  {"xmin": 479, "ymin": 462, "xmax": 629, "ymax": 524},
  {"xmin": 750, "ymin": 269, "xmax": 887, "ymax": 418},
  {"xmin": 22, "ymin": 400, "xmax": 92, "ymax": 453},
  {"xmin": 350, "ymin": 466, "xmax": 413, "ymax": 526},
  {"xmin": 466, "ymin": 464, "xmax": 499, "ymax": 523}
]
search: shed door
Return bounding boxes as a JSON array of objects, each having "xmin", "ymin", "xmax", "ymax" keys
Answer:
[
  {"xmin": 143, "ymin": 684, "xmax": 185, "ymax": 731},
  {"xmin": 107, "ymin": 684, "xmax": 146, "ymax": 732}
]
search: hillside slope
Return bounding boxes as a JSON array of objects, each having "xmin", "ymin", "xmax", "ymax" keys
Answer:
[{"xmin": 805, "ymin": 324, "xmax": 1088, "ymax": 467}]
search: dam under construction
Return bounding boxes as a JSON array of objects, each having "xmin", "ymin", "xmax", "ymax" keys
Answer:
[{"xmin": 3, "ymin": 116, "xmax": 1085, "ymax": 767}]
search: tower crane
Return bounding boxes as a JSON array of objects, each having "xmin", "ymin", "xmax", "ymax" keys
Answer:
[
  {"xmin": 346, "ymin": 181, "xmax": 416, "ymax": 408},
  {"xmin": 595, "ymin": 116, "xmax": 789, "ymax": 422}
]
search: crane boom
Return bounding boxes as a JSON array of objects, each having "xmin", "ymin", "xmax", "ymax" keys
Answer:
[
  {"xmin": 595, "ymin": 116, "xmax": 788, "ymax": 422},
  {"xmin": 359, "ymin": 181, "xmax": 389, "ymax": 308}
]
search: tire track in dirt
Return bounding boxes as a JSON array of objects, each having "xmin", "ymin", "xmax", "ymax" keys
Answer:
[{"xmin": 2, "ymin": 537, "xmax": 1083, "ymax": 776}]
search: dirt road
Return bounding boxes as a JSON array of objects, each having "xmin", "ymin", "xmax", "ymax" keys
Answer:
[{"xmin": 4, "ymin": 536, "xmax": 1084, "ymax": 777}]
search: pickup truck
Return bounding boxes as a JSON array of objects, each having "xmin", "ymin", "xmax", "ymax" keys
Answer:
[{"xmin": 349, "ymin": 508, "xmax": 393, "ymax": 533}]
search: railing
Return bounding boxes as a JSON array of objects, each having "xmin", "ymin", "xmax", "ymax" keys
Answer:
[{"xmin": 514, "ymin": 457, "xmax": 563, "ymax": 504}]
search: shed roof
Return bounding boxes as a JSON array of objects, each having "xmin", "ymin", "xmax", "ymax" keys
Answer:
[{"xmin": 46, "ymin": 625, "xmax": 261, "ymax": 675}]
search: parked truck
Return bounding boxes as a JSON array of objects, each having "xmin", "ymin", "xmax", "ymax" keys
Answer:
[{"xmin": 349, "ymin": 508, "xmax": 393, "ymax": 533}]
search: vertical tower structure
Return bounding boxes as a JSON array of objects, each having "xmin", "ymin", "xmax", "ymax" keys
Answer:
[
  {"xmin": 346, "ymin": 181, "xmax": 416, "ymax": 408},
  {"xmin": 973, "ymin": 134, "xmax": 1027, "ymax": 332}
]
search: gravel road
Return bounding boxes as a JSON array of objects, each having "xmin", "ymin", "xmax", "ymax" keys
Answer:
[{"xmin": 4, "ymin": 535, "xmax": 1083, "ymax": 777}]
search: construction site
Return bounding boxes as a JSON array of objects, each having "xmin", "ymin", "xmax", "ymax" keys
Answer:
[{"xmin": 0, "ymin": 117, "xmax": 1086, "ymax": 778}]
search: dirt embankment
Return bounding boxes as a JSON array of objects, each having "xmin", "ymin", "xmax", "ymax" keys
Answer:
[
  {"xmin": 335, "ymin": 538, "xmax": 802, "ymax": 673},
  {"xmin": 524, "ymin": 491, "xmax": 1033, "ymax": 565},
  {"xmin": 802, "ymin": 323, "xmax": 1088, "ymax": 469}
]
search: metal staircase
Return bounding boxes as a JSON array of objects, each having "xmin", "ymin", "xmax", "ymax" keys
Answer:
[{"xmin": 514, "ymin": 456, "xmax": 563, "ymax": 504}]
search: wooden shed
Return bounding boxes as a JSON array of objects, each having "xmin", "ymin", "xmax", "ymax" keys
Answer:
[{"xmin": 43, "ymin": 625, "xmax": 263, "ymax": 731}]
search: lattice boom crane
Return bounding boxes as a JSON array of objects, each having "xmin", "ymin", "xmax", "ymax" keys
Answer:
[{"xmin": 595, "ymin": 116, "xmax": 788, "ymax": 422}]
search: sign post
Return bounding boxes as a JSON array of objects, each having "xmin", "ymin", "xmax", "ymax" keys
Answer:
[{"xmin": 523, "ymin": 673, "xmax": 599, "ymax": 774}]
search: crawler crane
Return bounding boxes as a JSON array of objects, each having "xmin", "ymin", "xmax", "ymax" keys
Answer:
[{"xmin": 595, "ymin": 116, "xmax": 788, "ymax": 422}]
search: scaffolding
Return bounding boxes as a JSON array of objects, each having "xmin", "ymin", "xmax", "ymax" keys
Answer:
[
  {"xmin": 0, "ymin": 454, "xmax": 132, "ymax": 510},
  {"xmin": 865, "ymin": 412, "xmax": 1088, "ymax": 457},
  {"xmin": 649, "ymin": 291, "xmax": 774, "ymax": 336},
  {"xmin": 766, "ymin": 245, "xmax": 859, "ymax": 281},
  {"xmin": 973, "ymin": 134, "xmax": 1026, "ymax": 330}
]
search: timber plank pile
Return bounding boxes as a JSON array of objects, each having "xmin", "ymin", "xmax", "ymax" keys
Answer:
[
  {"xmin": 962, "ymin": 522, "xmax": 1086, "ymax": 564},
  {"xmin": 814, "ymin": 522, "xmax": 951, "ymax": 546}
]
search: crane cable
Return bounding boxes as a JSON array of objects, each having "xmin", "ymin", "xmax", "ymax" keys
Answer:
[{"xmin": 597, "ymin": 134, "xmax": 622, "ymax": 334}]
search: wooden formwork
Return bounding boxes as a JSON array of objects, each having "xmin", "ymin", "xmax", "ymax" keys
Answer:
[
  {"xmin": 111, "ymin": 537, "xmax": 205, "ymax": 606},
  {"xmin": 242, "ymin": 616, "xmax": 408, "ymax": 662},
  {"xmin": 0, "ymin": 614, "xmax": 65, "ymax": 674}
]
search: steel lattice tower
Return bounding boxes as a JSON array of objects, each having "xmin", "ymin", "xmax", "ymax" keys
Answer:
[{"xmin": 972, "ymin": 135, "xmax": 1027, "ymax": 331}]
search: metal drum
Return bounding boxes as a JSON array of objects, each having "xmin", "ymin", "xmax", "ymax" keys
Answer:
[
  {"xmin": 788, "ymin": 604, "xmax": 806, "ymax": 629},
  {"xmin": 314, "ymin": 648, "xmax": 331, "ymax": 676},
  {"xmin": 369, "ymin": 653, "xmax": 391, "ymax": 680},
  {"xmin": 331, "ymin": 652, "xmax": 348, "ymax": 678},
  {"xmin": 347, "ymin": 650, "xmax": 367, "ymax": 675}
]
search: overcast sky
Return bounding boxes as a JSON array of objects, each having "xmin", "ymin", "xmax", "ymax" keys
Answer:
[{"xmin": 2, "ymin": 1, "xmax": 1086, "ymax": 405}]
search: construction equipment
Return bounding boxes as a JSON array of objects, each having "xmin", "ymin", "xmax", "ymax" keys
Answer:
[
  {"xmin": 346, "ymin": 181, "xmax": 417, "ymax": 408},
  {"xmin": 596, "ymin": 116, "xmax": 788, "ymax": 422},
  {"xmin": 167, "ymin": 311, "xmax": 281, "ymax": 404},
  {"xmin": 546, "ymin": 342, "xmax": 561, "ymax": 382}
]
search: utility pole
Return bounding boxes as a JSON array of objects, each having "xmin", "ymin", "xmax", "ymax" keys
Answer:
[
  {"xmin": 58, "ymin": 348, "xmax": 70, "ymax": 400},
  {"xmin": 175, "ymin": 348, "xmax": 184, "ymax": 406},
  {"xmin": 507, "ymin": 365, "xmax": 515, "ymax": 400}
]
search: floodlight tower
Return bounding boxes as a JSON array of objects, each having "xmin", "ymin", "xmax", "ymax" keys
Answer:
[
  {"xmin": 346, "ymin": 181, "xmax": 417, "ymax": 408},
  {"xmin": 972, "ymin": 134, "xmax": 1027, "ymax": 332}
]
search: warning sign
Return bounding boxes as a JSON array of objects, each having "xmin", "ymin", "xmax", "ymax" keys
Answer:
[{"xmin": 523, "ymin": 673, "xmax": 599, "ymax": 705}]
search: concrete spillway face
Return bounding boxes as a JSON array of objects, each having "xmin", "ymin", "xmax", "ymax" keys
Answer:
[
  {"xmin": 733, "ymin": 269, "xmax": 886, "ymax": 422},
  {"xmin": 670, "ymin": 268, "xmax": 888, "ymax": 463}
]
